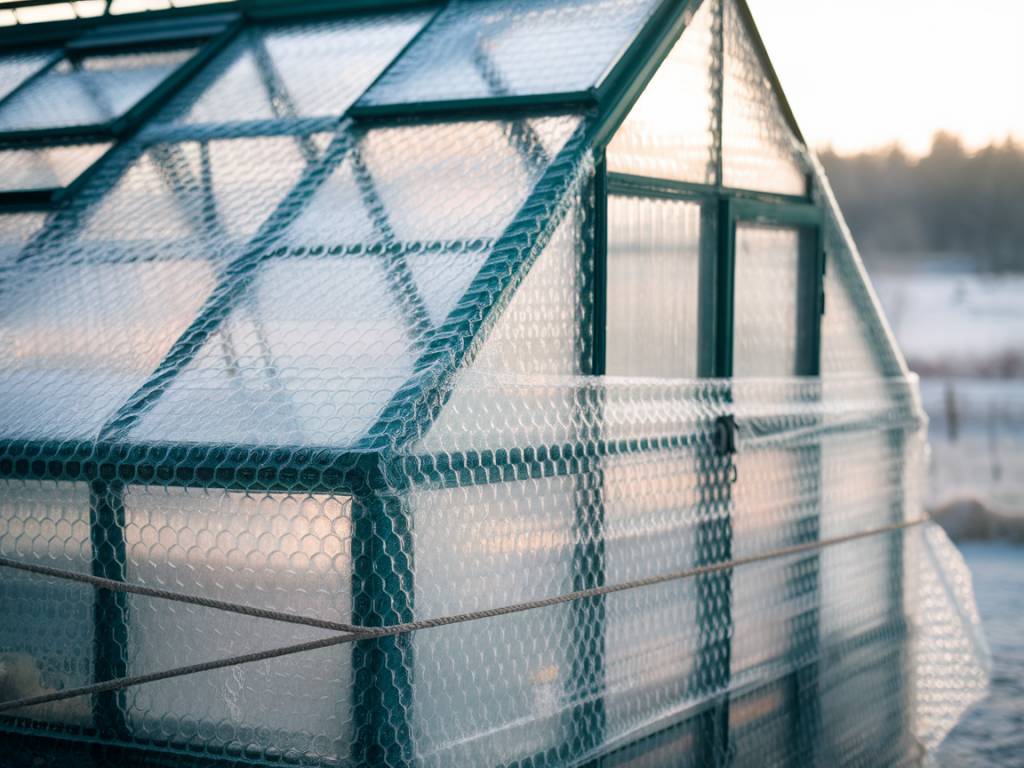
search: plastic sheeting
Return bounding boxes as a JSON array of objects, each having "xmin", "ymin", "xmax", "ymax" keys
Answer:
[{"xmin": 0, "ymin": 0, "xmax": 989, "ymax": 766}]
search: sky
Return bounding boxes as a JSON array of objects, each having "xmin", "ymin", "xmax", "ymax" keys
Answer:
[{"xmin": 745, "ymin": 0, "xmax": 1024, "ymax": 157}]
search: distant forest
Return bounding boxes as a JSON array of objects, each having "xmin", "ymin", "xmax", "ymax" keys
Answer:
[{"xmin": 819, "ymin": 133, "xmax": 1024, "ymax": 273}]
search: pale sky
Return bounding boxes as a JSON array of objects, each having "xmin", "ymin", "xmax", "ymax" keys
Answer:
[{"xmin": 745, "ymin": 0, "xmax": 1024, "ymax": 156}]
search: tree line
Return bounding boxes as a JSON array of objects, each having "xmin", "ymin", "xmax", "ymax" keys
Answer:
[{"xmin": 819, "ymin": 133, "xmax": 1024, "ymax": 273}]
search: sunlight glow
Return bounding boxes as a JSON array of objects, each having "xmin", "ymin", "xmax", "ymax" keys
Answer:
[{"xmin": 746, "ymin": 0, "xmax": 1024, "ymax": 156}]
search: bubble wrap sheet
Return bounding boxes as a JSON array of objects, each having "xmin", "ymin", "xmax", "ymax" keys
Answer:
[{"xmin": 0, "ymin": 0, "xmax": 988, "ymax": 766}]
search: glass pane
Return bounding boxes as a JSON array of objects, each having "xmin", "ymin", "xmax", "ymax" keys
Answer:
[
  {"xmin": 0, "ymin": 480, "xmax": 95, "ymax": 728},
  {"xmin": 721, "ymin": 0, "xmax": 808, "ymax": 195},
  {"xmin": 0, "ymin": 131, "xmax": 333, "ymax": 442},
  {"xmin": 410, "ymin": 475, "xmax": 576, "ymax": 765},
  {"xmin": 123, "ymin": 486, "xmax": 354, "ymax": 762},
  {"xmin": 82, "ymin": 133, "xmax": 329, "ymax": 245},
  {"xmin": 607, "ymin": 0, "xmax": 717, "ymax": 184},
  {"xmin": 0, "ymin": 47, "xmax": 197, "ymax": 134},
  {"xmin": 131, "ymin": 254, "xmax": 418, "ymax": 447},
  {"xmin": 0, "ymin": 49, "xmax": 58, "ymax": 102},
  {"xmin": 820, "ymin": 203, "xmax": 903, "ymax": 378},
  {"xmin": 0, "ymin": 258, "xmax": 217, "ymax": 440},
  {"xmin": 606, "ymin": 195, "xmax": 702, "ymax": 378},
  {"xmin": 0, "ymin": 142, "xmax": 111, "ymax": 193},
  {"xmin": 358, "ymin": 0, "xmax": 662, "ymax": 107},
  {"xmin": 603, "ymin": 452, "xmax": 701, "ymax": 739},
  {"xmin": 353, "ymin": 116, "xmax": 581, "ymax": 242},
  {"xmin": 418, "ymin": 204, "xmax": 588, "ymax": 454},
  {"xmin": 732, "ymin": 223, "xmax": 811, "ymax": 377},
  {"xmin": 153, "ymin": 12, "xmax": 430, "ymax": 126},
  {"xmin": 284, "ymin": 117, "xmax": 581, "ymax": 246}
]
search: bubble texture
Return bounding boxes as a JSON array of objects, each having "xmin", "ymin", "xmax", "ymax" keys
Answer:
[
  {"xmin": 0, "ymin": 2, "xmax": 986, "ymax": 767},
  {"xmin": 358, "ymin": 0, "xmax": 663, "ymax": 107}
]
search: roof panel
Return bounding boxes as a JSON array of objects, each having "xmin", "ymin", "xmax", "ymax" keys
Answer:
[
  {"xmin": 127, "ymin": 115, "xmax": 583, "ymax": 448},
  {"xmin": 148, "ymin": 10, "xmax": 431, "ymax": 128},
  {"xmin": 0, "ymin": 47, "xmax": 198, "ymax": 136},
  {"xmin": 0, "ymin": 131, "xmax": 336, "ymax": 442},
  {"xmin": 357, "ymin": 0, "xmax": 663, "ymax": 109},
  {"xmin": 0, "ymin": 141, "xmax": 112, "ymax": 198},
  {"xmin": 0, "ymin": 49, "xmax": 60, "ymax": 103}
]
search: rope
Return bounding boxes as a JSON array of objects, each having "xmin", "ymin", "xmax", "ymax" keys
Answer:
[
  {"xmin": 0, "ymin": 556, "xmax": 363, "ymax": 635},
  {"xmin": 0, "ymin": 517, "xmax": 929, "ymax": 715}
]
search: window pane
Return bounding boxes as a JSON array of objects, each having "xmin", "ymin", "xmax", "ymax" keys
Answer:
[
  {"xmin": 607, "ymin": 0, "xmax": 717, "ymax": 184},
  {"xmin": 0, "ymin": 258, "xmax": 217, "ymax": 440},
  {"xmin": 358, "ymin": 0, "xmax": 662, "ymax": 108},
  {"xmin": 126, "ymin": 116, "xmax": 582, "ymax": 446},
  {"xmin": 123, "ymin": 486, "xmax": 354, "ymax": 761},
  {"xmin": 0, "ymin": 47, "xmax": 196, "ymax": 134},
  {"xmin": 732, "ymin": 223, "xmax": 813, "ymax": 377},
  {"xmin": 0, "ymin": 142, "xmax": 110, "ymax": 193},
  {"xmin": 410, "ymin": 475, "xmax": 576, "ymax": 764},
  {"xmin": 0, "ymin": 480, "xmax": 94, "ymax": 728},
  {"xmin": 721, "ymin": 0, "xmax": 807, "ymax": 195},
  {"xmin": 0, "ymin": 49, "xmax": 58, "ymax": 102},
  {"xmin": 152, "ymin": 11, "xmax": 430, "ymax": 126},
  {"xmin": 130, "ymin": 254, "xmax": 418, "ymax": 447},
  {"xmin": 606, "ymin": 195, "xmax": 702, "ymax": 378}
]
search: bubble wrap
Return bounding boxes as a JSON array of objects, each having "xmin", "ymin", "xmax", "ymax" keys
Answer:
[{"xmin": 0, "ymin": 1, "xmax": 986, "ymax": 766}]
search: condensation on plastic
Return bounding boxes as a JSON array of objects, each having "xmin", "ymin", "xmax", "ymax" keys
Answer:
[
  {"xmin": 606, "ymin": 0, "xmax": 718, "ymax": 184},
  {"xmin": 358, "ymin": 0, "xmax": 662, "ymax": 107},
  {"xmin": 0, "ymin": 142, "xmax": 111, "ymax": 192},
  {"xmin": 605, "ymin": 194, "xmax": 702, "ymax": 378},
  {"xmin": 0, "ymin": 49, "xmax": 59, "ymax": 103},
  {"xmin": 0, "ymin": 48, "xmax": 197, "ymax": 134},
  {"xmin": 146, "ymin": 11, "xmax": 430, "ymax": 130},
  {"xmin": 721, "ymin": 0, "xmax": 808, "ymax": 196}
]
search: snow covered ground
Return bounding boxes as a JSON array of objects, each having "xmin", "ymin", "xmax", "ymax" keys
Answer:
[{"xmin": 872, "ymin": 272, "xmax": 1024, "ymax": 516}]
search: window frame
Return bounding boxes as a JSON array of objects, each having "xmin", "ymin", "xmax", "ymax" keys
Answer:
[{"xmin": 0, "ymin": 13, "xmax": 240, "ymax": 206}]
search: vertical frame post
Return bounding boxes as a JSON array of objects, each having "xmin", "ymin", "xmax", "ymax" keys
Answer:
[
  {"xmin": 89, "ymin": 477, "xmax": 129, "ymax": 739},
  {"xmin": 351, "ymin": 490, "xmax": 414, "ymax": 768},
  {"xmin": 569, "ymin": 158, "xmax": 607, "ymax": 761}
]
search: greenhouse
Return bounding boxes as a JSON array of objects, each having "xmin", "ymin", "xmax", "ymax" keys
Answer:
[{"xmin": 0, "ymin": 0, "xmax": 988, "ymax": 766}]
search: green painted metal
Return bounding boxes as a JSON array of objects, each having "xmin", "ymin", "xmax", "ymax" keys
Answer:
[
  {"xmin": 0, "ymin": 51, "xmax": 61, "ymax": 113},
  {"xmin": 0, "ymin": 17, "xmax": 241, "ymax": 144},
  {"xmin": 607, "ymin": 171, "xmax": 809, "ymax": 207},
  {"xmin": 351, "ymin": 92, "xmax": 596, "ymax": 121},
  {"xmin": 591, "ymin": 155, "xmax": 609, "ymax": 376},
  {"xmin": 351, "ymin": 492, "xmax": 415, "ymax": 768},
  {"xmin": 89, "ymin": 478, "xmax": 130, "ymax": 739}
]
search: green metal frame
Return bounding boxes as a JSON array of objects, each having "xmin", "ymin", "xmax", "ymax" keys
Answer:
[
  {"xmin": 0, "ymin": 15, "xmax": 241, "ymax": 144},
  {"xmin": 0, "ymin": 13, "xmax": 240, "ymax": 209}
]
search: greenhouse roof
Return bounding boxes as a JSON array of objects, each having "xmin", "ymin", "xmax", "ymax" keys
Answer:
[{"xmin": 0, "ymin": 0, "xmax": 813, "ymax": 491}]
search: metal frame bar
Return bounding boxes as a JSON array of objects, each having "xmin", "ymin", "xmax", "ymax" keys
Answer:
[{"xmin": 0, "ymin": 16, "xmax": 241, "ymax": 144}]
